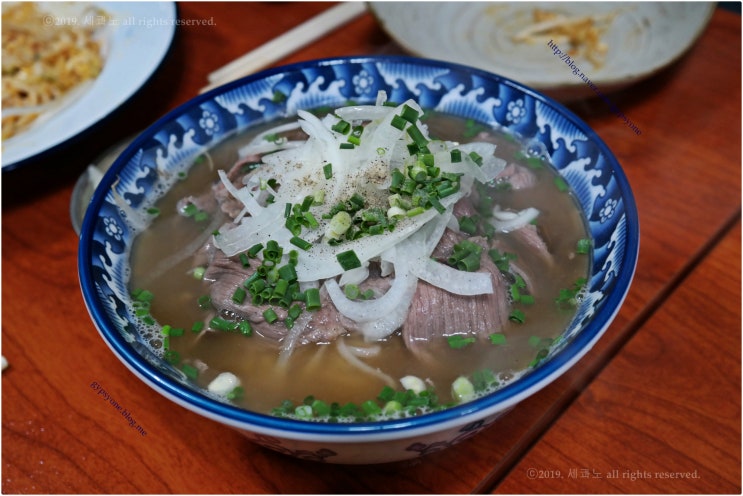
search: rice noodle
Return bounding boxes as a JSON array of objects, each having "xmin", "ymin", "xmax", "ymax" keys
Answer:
[
  {"xmin": 277, "ymin": 310, "xmax": 314, "ymax": 365},
  {"xmin": 336, "ymin": 338, "xmax": 396, "ymax": 388},
  {"xmin": 345, "ymin": 344, "xmax": 382, "ymax": 358},
  {"xmin": 490, "ymin": 205, "xmax": 540, "ymax": 233}
]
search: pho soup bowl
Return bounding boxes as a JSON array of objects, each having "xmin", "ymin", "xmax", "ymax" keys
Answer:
[{"xmin": 78, "ymin": 56, "xmax": 638, "ymax": 464}]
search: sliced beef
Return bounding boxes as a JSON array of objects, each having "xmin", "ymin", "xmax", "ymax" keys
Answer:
[
  {"xmin": 491, "ymin": 224, "xmax": 553, "ymax": 298},
  {"xmin": 402, "ymin": 236, "xmax": 510, "ymax": 358},
  {"xmin": 496, "ymin": 163, "xmax": 537, "ymax": 190},
  {"xmin": 196, "ymin": 193, "xmax": 550, "ymax": 357},
  {"xmin": 202, "ymin": 249, "xmax": 346, "ymax": 345}
]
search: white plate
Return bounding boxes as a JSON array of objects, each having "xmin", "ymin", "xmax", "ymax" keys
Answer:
[
  {"xmin": 2, "ymin": 2, "xmax": 176, "ymax": 169},
  {"xmin": 370, "ymin": 2, "xmax": 714, "ymax": 101}
]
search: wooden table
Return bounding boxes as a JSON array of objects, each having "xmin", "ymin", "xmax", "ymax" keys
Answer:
[{"xmin": 3, "ymin": 3, "xmax": 740, "ymax": 493}]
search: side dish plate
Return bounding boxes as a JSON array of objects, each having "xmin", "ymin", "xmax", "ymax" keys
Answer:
[
  {"xmin": 369, "ymin": 2, "xmax": 714, "ymax": 101},
  {"xmin": 2, "ymin": 2, "xmax": 177, "ymax": 170}
]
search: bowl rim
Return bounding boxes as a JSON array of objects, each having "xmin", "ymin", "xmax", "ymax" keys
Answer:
[{"xmin": 78, "ymin": 54, "xmax": 639, "ymax": 440}]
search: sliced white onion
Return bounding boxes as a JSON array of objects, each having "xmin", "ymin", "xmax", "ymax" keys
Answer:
[
  {"xmin": 217, "ymin": 169, "xmax": 263, "ymax": 217},
  {"xmin": 335, "ymin": 105, "xmax": 393, "ymax": 122},
  {"xmin": 338, "ymin": 263, "xmax": 370, "ymax": 287},
  {"xmin": 324, "ymin": 265, "xmax": 416, "ymax": 326},
  {"xmin": 409, "ymin": 257, "xmax": 493, "ymax": 296}
]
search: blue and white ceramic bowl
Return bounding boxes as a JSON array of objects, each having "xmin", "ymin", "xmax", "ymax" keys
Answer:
[{"xmin": 78, "ymin": 56, "xmax": 639, "ymax": 464}]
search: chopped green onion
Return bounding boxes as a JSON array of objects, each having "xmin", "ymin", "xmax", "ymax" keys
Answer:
[
  {"xmin": 164, "ymin": 350, "xmax": 180, "ymax": 365},
  {"xmin": 390, "ymin": 114, "xmax": 407, "ymax": 130},
  {"xmin": 458, "ymin": 216, "xmax": 478, "ymax": 235},
  {"xmin": 406, "ymin": 124, "xmax": 428, "ymax": 149},
  {"xmin": 247, "ymin": 243, "xmax": 264, "ymax": 258},
  {"xmin": 264, "ymin": 240, "xmax": 282, "ymax": 261},
  {"xmin": 576, "ymin": 238, "xmax": 591, "ymax": 254},
  {"xmin": 323, "ymin": 163, "xmax": 333, "ymax": 179},
  {"xmin": 488, "ymin": 248, "xmax": 517, "ymax": 273},
  {"xmin": 181, "ymin": 203, "xmax": 198, "ymax": 217},
  {"xmin": 290, "ymin": 236, "xmax": 312, "ymax": 251},
  {"xmin": 471, "ymin": 369, "xmax": 497, "ymax": 391},
  {"xmin": 232, "ymin": 286, "xmax": 247, "ymax": 304},
  {"xmin": 263, "ymin": 308, "xmax": 279, "ymax": 324},
  {"xmin": 331, "ymin": 119, "xmax": 351, "ymax": 134},
  {"xmin": 509, "ymin": 309, "xmax": 526, "ymax": 324},
  {"xmin": 303, "ymin": 211, "xmax": 319, "ymax": 228},
  {"xmin": 489, "ymin": 333, "xmax": 506, "ymax": 345},
  {"xmin": 304, "ymin": 288, "xmax": 321, "ymax": 311},
  {"xmin": 336, "ymin": 250, "xmax": 362, "ymax": 271},
  {"xmin": 525, "ymin": 156, "xmax": 544, "ymax": 169},
  {"xmin": 271, "ymin": 279, "xmax": 289, "ymax": 300},
  {"xmin": 361, "ymin": 400, "xmax": 382, "ymax": 415},
  {"xmin": 227, "ymin": 386, "xmax": 245, "ymax": 400},
  {"xmin": 447, "ymin": 335, "xmax": 476, "ymax": 349},
  {"xmin": 133, "ymin": 289, "xmax": 154, "ymax": 303},
  {"xmin": 238, "ymin": 321, "xmax": 252, "ymax": 336},
  {"xmin": 554, "ymin": 176, "xmax": 569, "ymax": 192},
  {"xmin": 181, "ymin": 364, "xmax": 199, "ymax": 380},
  {"xmin": 468, "ymin": 151, "xmax": 483, "ymax": 166},
  {"xmin": 528, "ymin": 335, "xmax": 543, "ymax": 348},
  {"xmin": 344, "ymin": 284, "xmax": 361, "ymax": 300},
  {"xmin": 277, "ymin": 263, "xmax": 298, "ymax": 283},
  {"xmin": 288, "ymin": 250, "xmax": 299, "ymax": 266},
  {"xmin": 288, "ymin": 304, "xmax": 302, "ymax": 320},
  {"xmin": 400, "ymin": 104, "xmax": 420, "ymax": 123},
  {"xmin": 311, "ymin": 399, "xmax": 331, "ymax": 417},
  {"xmin": 210, "ymin": 317, "xmax": 236, "ymax": 332}
]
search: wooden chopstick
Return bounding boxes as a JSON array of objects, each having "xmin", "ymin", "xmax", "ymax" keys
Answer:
[{"xmin": 200, "ymin": 2, "xmax": 367, "ymax": 94}]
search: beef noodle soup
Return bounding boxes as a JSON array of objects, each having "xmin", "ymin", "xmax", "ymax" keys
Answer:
[{"xmin": 128, "ymin": 96, "xmax": 590, "ymax": 421}]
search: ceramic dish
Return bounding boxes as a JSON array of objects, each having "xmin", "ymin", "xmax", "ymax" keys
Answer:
[
  {"xmin": 369, "ymin": 2, "xmax": 714, "ymax": 101},
  {"xmin": 78, "ymin": 56, "xmax": 639, "ymax": 464},
  {"xmin": 2, "ymin": 2, "xmax": 176, "ymax": 170}
]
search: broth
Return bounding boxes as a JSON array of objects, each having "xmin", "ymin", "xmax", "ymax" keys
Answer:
[{"xmin": 129, "ymin": 105, "xmax": 590, "ymax": 420}]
